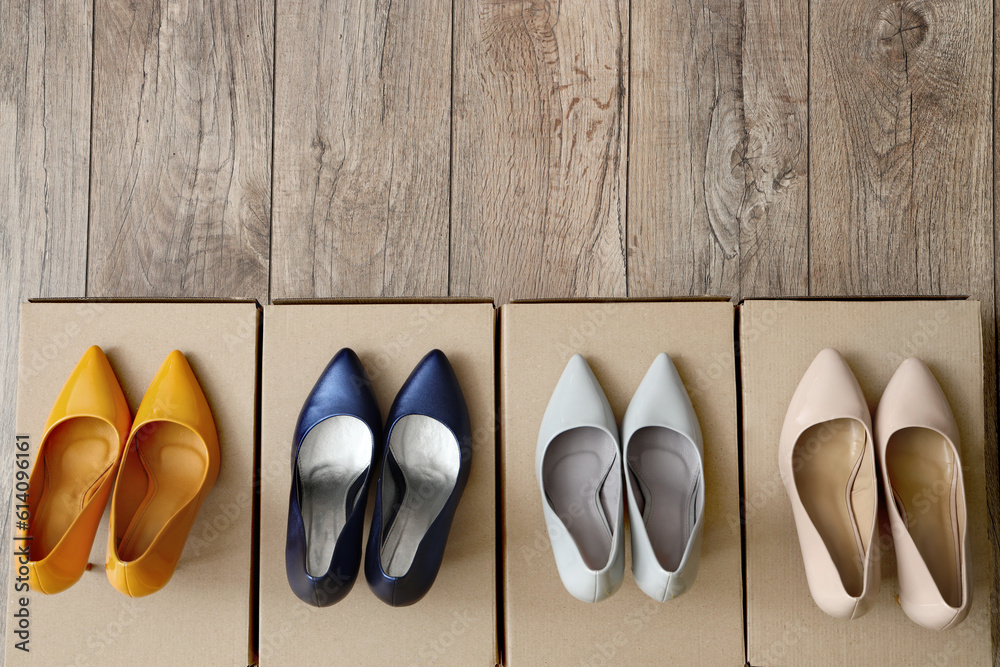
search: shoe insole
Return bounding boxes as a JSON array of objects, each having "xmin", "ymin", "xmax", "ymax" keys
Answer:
[
  {"xmin": 296, "ymin": 416, "xmax": 371, "ymax": 577},
  {"xmin": 117, "ymin": 422, "xmax": 208, "ymax": 561},
  {"xmin": 381, "ymin": 415, "xmax": 460, "ymax": 578},
  {"xmin": 32, "ymin": 417, "xmax": 118, "ymax": 559},
  {"xmin": 792, "ymin": 418, "xmax": 874, "ymax": 597},
  {"xmin": 542, "ymin": 426, "xmax": 620, "ymax": 571},
  {"xmin": 626, "ymin": 426, "xmax": 701, "ymax": 573},
  {"xmin": 886, "ymin": 426, "xmax": 962, "ymax": 607}
]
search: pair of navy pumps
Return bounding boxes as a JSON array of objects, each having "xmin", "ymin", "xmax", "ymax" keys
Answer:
[{"xmin": 285, "ymin": 349, "xmax": 472, "ymax": 607}]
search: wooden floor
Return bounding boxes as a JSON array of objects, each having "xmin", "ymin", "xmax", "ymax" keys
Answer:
[{"xmin": 1, "ymin": 0, "xmax": 996, "ymax": 660}]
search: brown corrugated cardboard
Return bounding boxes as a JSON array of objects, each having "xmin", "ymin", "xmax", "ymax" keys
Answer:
[
  {"xmin": 6, "ymin": 301, "xmax": 260, "ymax": 666},
  {"xmin": 740, "ymin": 299, "xmax": 990, "ymax": 665},
  {"xmin": 258, "ymin": 302, "xmax": 497, "ymax": 666},
  {"xmin": 499, "ymin": 301, "xmax": 744, "ymax": 666}
]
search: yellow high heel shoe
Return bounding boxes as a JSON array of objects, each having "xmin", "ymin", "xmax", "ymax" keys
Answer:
[
  {"xmin": 106, "ymin": 350, "xmax": 220, "ymax": 597},
  {"xmin": 25, "ymin": 346, "xmax": 131, "ymax": 594}
]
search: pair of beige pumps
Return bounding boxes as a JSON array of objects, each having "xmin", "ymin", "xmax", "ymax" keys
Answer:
[{"xmin": 779, "ymin": 349, "xmax": 970, "ymax": 631}]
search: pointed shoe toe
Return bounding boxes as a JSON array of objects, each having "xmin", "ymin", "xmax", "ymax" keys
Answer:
[
  {"xmin": 536, "ymin": 354, "xmax": 625, "ymax": 603},
  {"xmin": 26, "ymin": 346, "xmax": 131, "ymax": 594},
  {"xmin": 365, "ymin": 350, "xmax": 472, "ymax": 607},
  {"xmin": 623, "ymin": 353, "xmax": 704, "ymax": 602},
  {"xmin": 876, "ymin": 358, "xmax": 971, "ymax": 630},
  {"xmin": 106, "ymin": 351, "xmax": 219, "ymax": 597},
  {"xmin": 779, "ymin": 349, "xmax": 879, "ymax": 619},
  {"xmin": 286, "ymin": 349, "xmax": 382, "ymax": 607}
]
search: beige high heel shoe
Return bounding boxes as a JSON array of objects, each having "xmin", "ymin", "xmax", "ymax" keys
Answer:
[
  {"xmin": 875, "ymin": 358, "xmax": 971, "ymax": 630},
  {"xmin": 779, "ymin": 348, "xmax": 879, "ymax": 619}
]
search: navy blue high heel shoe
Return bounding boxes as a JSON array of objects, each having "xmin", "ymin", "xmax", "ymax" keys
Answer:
[
  {"xmin": 365, "ymin": 349, "xmax": 472, "ymax": 606},
  {"xmin": 286, "ymin": 348, "xmax": 382, "ymax": 606}
]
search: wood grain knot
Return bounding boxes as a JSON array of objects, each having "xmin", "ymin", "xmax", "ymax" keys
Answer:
[
  {"xmin": 522, "ymin": 0, "xmax": 553, "ymax": 25},
  {"xmin": 877, "ymin": 3, "xmax": 928, "ymax": 63}
]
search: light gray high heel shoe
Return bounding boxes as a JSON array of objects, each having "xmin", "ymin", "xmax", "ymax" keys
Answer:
[
  {"xmin": 536, "ymin": 354, "xmax": 624, "ymax": 603},
  {"xmin": 622, "ymin": 353, "xmax": 704, "ymax": 602}
]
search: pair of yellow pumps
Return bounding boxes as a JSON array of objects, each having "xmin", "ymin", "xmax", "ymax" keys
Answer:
[{"xmin": 23, "ymin": 346, "xmax": 219, "ymax": 597}]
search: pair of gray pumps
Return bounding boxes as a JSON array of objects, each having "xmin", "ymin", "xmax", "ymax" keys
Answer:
[{"xmin": 536, "ymin": 353, "xmax": 705, "ymax": 603}]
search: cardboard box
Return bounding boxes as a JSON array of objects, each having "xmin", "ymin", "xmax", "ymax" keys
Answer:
[
  {"xmin": 499, "ymin": 300, "xmax": 744, "ymax": 666},
  {"xmin": 6, "ymin": 300, "xmax": 260, "ymax": 666},
  {"xmin": 740, "ymin": 299, "xmax": 991, "ymax": 665},
  {"xmin": 258, "ymin": 301, "xmax": 497, "ymax": 666}
]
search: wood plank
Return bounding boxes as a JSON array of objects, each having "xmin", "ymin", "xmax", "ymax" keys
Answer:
[
  {"xmin": 740, "ymin": 0, "xmax": 810, "ymax": 297},
  {"xmin": 271, "ymin": 0, "xmax": 452, "ymax": 299},
  {"xmin": 88, "ymin": 0, "xmax": 272, "ymax": 299},
  {"xmin": 629, "ymin": 0, "xmax": 808, "ymax": 298},
  {"xmin": 810, "ymin": 1, "xmax": 992, "ymax": 297},
  {"xmin": 0, "ymin": 0, "xmax": 91, "ymax": 645},
  {"xmin": 810, "ymin": 0, "xmax": 996, "ymax": 647},
  {"xmin": 994, "ymin": 0, "xmax": 1000, "ymax": 659},
  {"xmin": 451, "ymin": 0, "xmax": 628, "ymax": 303},
  {"xmin": 629, "ymin": 0, "xmax": 741, "ymax": 297}
]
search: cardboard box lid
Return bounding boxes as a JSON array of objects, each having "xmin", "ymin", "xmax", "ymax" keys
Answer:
[
  {"xmin": 271, "ymin": 297, "xmax": 494, "ymax": 305},
  {"xmin": 7, "ymin": 301, "xmax": 260, "ymax": 666},
  {"xmin": 257, "ymin": 302, "xmax": 497, "ymax": 666},
  {"xmin": 740, "ymin": 299, "xmax": 991, "ymax": 665},
  {"xmin": 499, "ymin": 300, "xmax": 744, "ymax": 666}
]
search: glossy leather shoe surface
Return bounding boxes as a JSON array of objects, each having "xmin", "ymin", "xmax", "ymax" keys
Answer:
[
  {"xmin": 537, "ymin": 354, "xmax": 624, "ymax": 603},
  {"xmin": 286, "ymin": 349, "xmax": 382, "ymax": 607},
  {"xmin": 622, "ymin": 353, "xmax": 704, "ymax": 602},
  {"xmin": 365, "ymin": 350, "xmax": 472, "ymax": 607},
  {"xmin": 779, "ymin": 348, "xmax": 879, "ymax": 619},
  {"xmin": 876, "ymin": 358, "xmax": 971, "ymax": 630},
  {"xmin": 106, "ymin": 351, "xmax": 219, "ymax": 597},
  {"xmin": 26, "ymin": 346, "xmax": 131, "ymax": 594}
]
